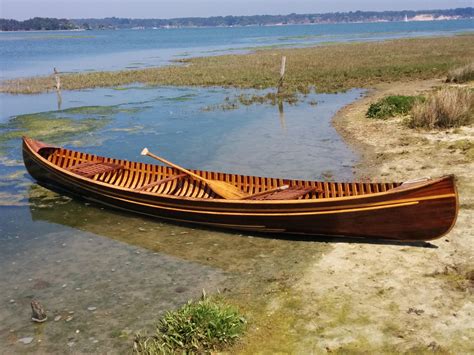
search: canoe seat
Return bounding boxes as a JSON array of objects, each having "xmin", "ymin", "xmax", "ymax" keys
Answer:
[
  {"xmin": 135, "ymin": 173, "xmax": 187, "ymax": 192},
  {"xmin": 67, "ymin": 161, "xmax": 125, "ymax": 178},
  {"xmin": 250, "ymin": 186, "xmax": 321, "ymax": 200}
]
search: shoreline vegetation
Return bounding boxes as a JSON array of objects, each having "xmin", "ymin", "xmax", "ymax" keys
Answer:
[
  {"xmin": 1, "ymin": 34, "xmax": 473, "ymax": 95},
  {"xmin": 1, "ymin": 8, "xmax": 472, "ymax": 31}
]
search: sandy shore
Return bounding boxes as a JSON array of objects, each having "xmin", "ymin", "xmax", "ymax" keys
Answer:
[{"xmin": 290, "ymin": 79, "xmax": 473, "ymax": 353}]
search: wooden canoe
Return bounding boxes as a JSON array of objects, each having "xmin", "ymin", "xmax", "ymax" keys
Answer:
[{"xmin": 22, "ymin": 137, "xmax": 458, "ymax": 241}]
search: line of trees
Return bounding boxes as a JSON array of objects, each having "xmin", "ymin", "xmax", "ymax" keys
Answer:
[
  {"xmin": 1, "ymin": 8, "xmax": 472, "ymax": 31},
  {"xmin": 0, "ymin": 17, "xmax": 77, "ymax": 31}
]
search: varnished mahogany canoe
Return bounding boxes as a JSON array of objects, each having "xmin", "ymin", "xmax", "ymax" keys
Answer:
[{"xmin": 22, "ymin": 137, "xmax": 458, "ymax": 241}]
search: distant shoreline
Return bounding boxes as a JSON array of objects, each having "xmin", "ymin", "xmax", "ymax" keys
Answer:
[
  {"xmin": 1, "ymin": 18, "xmax": 473, "ymax": 33},
  {"xmin": 1, "ymin": 7, "xmax": 472, "ymax": 31}
]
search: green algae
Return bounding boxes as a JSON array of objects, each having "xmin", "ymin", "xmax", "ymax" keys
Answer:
[
  {"xmin": 0, "ymin": 114, "xmax": 110, "ymax": 146},
  {"xmin": 0, "ymin": 103, "xmax": 147, "ymax": 154},
  {"xmin": 60, "ymin": 105, "xmax": 142, "ymax": 116},
  {"xmin": 166, "ymin": 93, "xmax": 197, "ymax": 102}
]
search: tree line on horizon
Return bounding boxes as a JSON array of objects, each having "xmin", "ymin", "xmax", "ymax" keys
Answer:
[{"xmin": 1, "ymin": 8, "xmax": 472, "ymax": 31}]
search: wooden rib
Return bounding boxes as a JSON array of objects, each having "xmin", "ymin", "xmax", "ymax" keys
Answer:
[
  {"xmin": 344, "ymin": 182, "xmax": 351, "ymax": 197},
  {"xmin": 322, "ymin": 182, "xmax": 328, "ymax": 197},
  {"xmin": 365, "ymin": 183, "xmax": 372, "ymax": 194}
]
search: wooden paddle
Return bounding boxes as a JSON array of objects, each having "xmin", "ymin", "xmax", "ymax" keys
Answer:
[{"xmin": 141, "ymin": 147, "xmax": 248, "ymax": 200}]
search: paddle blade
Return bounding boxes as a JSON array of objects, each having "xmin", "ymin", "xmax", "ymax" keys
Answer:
[
  {"xmin": 207, "ymin": 180, "xmax": 248, "ymax": 200},
  {"xmin": 141, "ymin": 148, "xmax": 149, "ymax": 156}
]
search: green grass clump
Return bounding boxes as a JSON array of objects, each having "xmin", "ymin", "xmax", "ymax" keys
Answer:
[
  {"xmin": 366, "ymin": 95, "xmax": 421, "ymax": 119},
  {"xmin": 134, "ymin": 296, "xmax": 246, "ymax": 354},
  {"xmin": 408, "ymin": 87, "xmax": 474, "ymax": 129}
]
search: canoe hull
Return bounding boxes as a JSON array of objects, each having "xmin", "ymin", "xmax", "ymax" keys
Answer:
[{"xmin": 22, "ymin": 138, "xmax": 458, "ymax": 241}]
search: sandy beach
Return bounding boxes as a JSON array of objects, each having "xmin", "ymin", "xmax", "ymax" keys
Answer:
[{"xmin": 287, "ymin": 79, "xmax": 473, "ymax": 353}]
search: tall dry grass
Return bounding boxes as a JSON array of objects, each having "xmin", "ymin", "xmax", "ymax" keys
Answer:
[
  {"xmin": 409, "ymin": 87, "xmax": 474, "ymax": 129},
  {"xmin": 446, "ymin": 62, "xmax": 474, "ymax": 83}
]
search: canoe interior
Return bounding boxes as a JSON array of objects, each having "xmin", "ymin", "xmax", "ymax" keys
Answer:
[{"xmin": 37, "ymin": 146, "xmax": 403, "ymax": 200}]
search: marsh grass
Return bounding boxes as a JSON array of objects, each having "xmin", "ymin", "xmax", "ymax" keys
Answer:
[
  {"xmin": 409, "ymin": 87, "xmax": 474, "ymax": 129},
  {"xmin": 133, "ymin": 295, "xmax": 246, "ymax": 354},
  {"xmin": 366, "ymin": 95, "xmax": 422, "ymax": 120},
  {"xmin": 446, "ymin": 62, "xmax": 474, "ymax": 83},
  {"xmin": 2, "ymin": 35, "xmax": 473, "ymax": 94}
]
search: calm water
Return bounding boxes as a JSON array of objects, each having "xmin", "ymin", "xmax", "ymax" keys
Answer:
[
  {"xmin": 0, "ymin": 85, "xmax": 360, "ymax": 352},
  {"xmin": 1, "ymin": 21, "xmax": 468, "ymax": 352},
  {"xmin": 0, "ymin": 20, "xmax": 473, "ymax": 79}
]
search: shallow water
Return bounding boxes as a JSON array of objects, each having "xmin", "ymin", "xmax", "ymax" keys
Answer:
[
  {"xmin": 0, "ymin": 85, "xmax": 361, "ymax": 352},
  {"xmin": 1, "ymin": 20, "xmax": 473, "ymax": 79}
]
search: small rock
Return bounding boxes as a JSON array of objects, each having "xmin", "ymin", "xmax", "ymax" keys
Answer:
[
  {"xmin": 75, "ymin": 330, "xmax": 80, "ymax": 334},
  {"xmin": 9, "ymin": 299, "xmax": 15, "ymax": 303},
  {"xmin": 54, "ymin": 315, "xmax": 62, "ymax": 322},
  {"xmin": 68, "ymin": 311, "xmax": 75, "ymax": 315},
  {"xmin": 62, "ymin": 284, "xmax": 67, "ymax": 288},
  {"xmin": 93, "ymin": 339, "xmax": 99, "ymax": 344},
  {"xmin": 138, "ymin": 227, "xmax": 146, "ymax": 232},
  {"xmin": 111, "ymin": 269, "xmax": 116, "ymax": 272},
  {"xmin": 87, "ymin": 307, "xmax": 97, "ymax": 311},
  {"xmin": 18, "ymin": 337, "xmax": 34, "ymax": 344},
  {"xmin": 75, "ymin": 288, "xmax": 81, "ymax": 291},
  {"xmin": 65, "ymin": 316, "xmax": 74, "ymax": 322},
  {"xmin": 67, "ymin": 341, "xmax": 75, "ymax": 347}
]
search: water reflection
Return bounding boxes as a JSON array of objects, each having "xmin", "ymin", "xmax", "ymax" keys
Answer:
[
  {"xmin": 26, "ymin": 184, "xmax": 329, "ymax": 274},
  {"xmin": 278, "ymin": 100, "xmax": 286, "ymax": 132},
  {"xmin": 56, "ymin": 90, "xmax": 62, "ymax": 111}
]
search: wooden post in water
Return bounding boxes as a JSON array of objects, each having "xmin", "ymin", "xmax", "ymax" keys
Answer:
[
  {"xmin": 277, "ymin": 56, "xmax": 286, "ymax": 94},
  {"xmin": 53, "ymin": 67, "xmax": 61, "ymax": 91},
  {"xmin": 53, "ymin": 68, "xmax": 62, "ymax": 109}
]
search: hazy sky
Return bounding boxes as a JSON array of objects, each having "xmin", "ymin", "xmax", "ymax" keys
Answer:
[{"xmin": 1, "ymin": 0, "xmax": 472, "ymax": 20}]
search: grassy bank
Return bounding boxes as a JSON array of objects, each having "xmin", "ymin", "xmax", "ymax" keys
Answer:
[{"xmin": 2, "ymin": 34, "xmax": 474, "ymax": 94}]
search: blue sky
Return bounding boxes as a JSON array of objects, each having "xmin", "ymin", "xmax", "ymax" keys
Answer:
[{"xmin": 1, "ymin": 0, "xmax": 471, "ymax": 20}]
